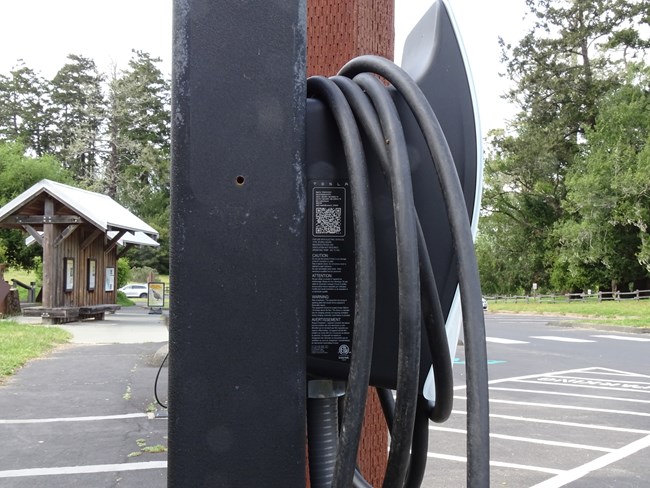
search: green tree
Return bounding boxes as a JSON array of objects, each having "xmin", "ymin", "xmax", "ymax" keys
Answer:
[
  {"xmin": 0, "ymin": 52, "xmax": 171, "ymax": 273},
  {"xmin": 478, "ymin": 0, "xmax": 650, "ymax": 293},
  {"xmin": 0, "ymin": 141, "xmax": 73, "ymax": 269},
  {"xmin": 49, "ymin": 54, "xmax": 105, "ymax": 183},
  {"xmin": 554, "ymin": 64, "xmax": 650, "ymax": 291},
  {"xmin": 104, "ymin": 51, "xmax": 171, "ymax": 273},
  {"xmin": 104, "ymin": 51, "xmax": 170, "ymax": 200},
  {"xmin": 0, "ymin": 62, "xmax": 53, "ymax": 156}
]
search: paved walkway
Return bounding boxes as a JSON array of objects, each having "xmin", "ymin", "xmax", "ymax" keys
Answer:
[{"xmin": 0, "ymin": 306, "xmax": 169, "ymax": 487}]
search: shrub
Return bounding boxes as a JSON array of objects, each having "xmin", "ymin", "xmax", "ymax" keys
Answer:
[
  {"xmin": 129, "ymin": 266, "xmax": 159, "ymax": 283},
  {"xmin": 117, "ymin": 258, "xmax": 131, "ymax": 288}
]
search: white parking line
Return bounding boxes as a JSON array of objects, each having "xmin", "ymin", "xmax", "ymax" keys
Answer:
[
  {"xmin": 530, "ymin": 336, "xmax": 596, "ymax": 343},
  {"xmin": 0, "ymin": 413, "xmax": 148, "ymax": 424},
  {"xmin": 513, "ymin": 379, "xmax": 650, "ymax": 395},
  {"xmin": 451, "ymin": 365, "xmax": 650, "ymax": 482},
  {"xmin": 0, "ymin": 461, "xmax": 167, "ymax": 478},
  {"xmin": 564, "ymin": 370, "xmax": 649, "ymax": 377},
  {"xmin": 429, "ymin": 426, "xmax": 614, "ymax": 452},
  {"xmin": 454, "ymin": 367, "xmax": 595, "ymax": 391},
  {"xmin": 582, "ymin": 367, "xmax": 650, "ymax": 378},
  {"xmin": 536, "ymin": 375, "xmax": 650, "ymax": 387},
  {"xmin": 426, "ymin": 452, "xmax": 564, "ymax": 475},
  {"xmin": 489, "ymin": 386, "xmax": 650, "ymax": 404},
  {"xmin": 451, "ymin": 410, "xmax": 650, "ymax": 435},
  {"xmin": 530, "ymin": 434, "xmax": 650, "ymax": 488},
  {"xmin": 486, "ymin": 337, "xmax": 530, "ymax": 344},
  {"xmin": 454, "ymin": 396, "xmax": 650, "ymax": 417},
  {"xmin": 590, "ymin": 335, "xmax": 650, "ymax": 342}
]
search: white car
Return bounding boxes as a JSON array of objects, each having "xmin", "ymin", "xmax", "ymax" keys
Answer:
[
  {"xmin": 119, "ymin": 283, "xmax": 149, "ymax": 298},
  {"xmin": 482, "ymin": 297, "xmax": 488, "ymax": 311}
]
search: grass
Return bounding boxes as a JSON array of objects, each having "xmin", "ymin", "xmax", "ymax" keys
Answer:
[
  {"xmin": 2, "ymin": 268, "xmax": 38, "ymax": 285},
  {"xmin": 488, "ymin": 299, "xmax": 650, "ymax": 328},
  {"xmin": 0, "ymin": 320, "xmax": 71, "ymax": 378},
  {"xmin": 2, "ymin": 267, "xmax": 39, "ymax": 301},
  {"xmin": 116, "ymin": 291, "xmax": 135, "ymax": 307},
  {"xmin": 128, "ymin": 438, "xmax": 167, "ymax": 458}
]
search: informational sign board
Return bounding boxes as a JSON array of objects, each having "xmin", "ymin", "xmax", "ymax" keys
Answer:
[
  {"xmin": 105, "ymin": 267, "xmax": 115, "ymax": 292},
  {"xmin": 148, "ymin": 282, "xmax": 165, "ymax": 312},
  {"xmin": 87, "ymin": 259, "xmax": 96, "ymax": 291},
  {"xmin": 64, "ymin": 258, "xmax": 75, "ymax": 291}
]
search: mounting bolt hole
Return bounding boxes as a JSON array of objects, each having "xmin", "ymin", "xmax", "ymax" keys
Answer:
[{"xmin": 235, "ymin": 175, "xmax": 245, "ymax": 186}]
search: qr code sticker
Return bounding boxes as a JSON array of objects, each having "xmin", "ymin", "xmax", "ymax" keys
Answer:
[{"xmin": 315, "ymin": 207, "xmax": 342, "ymax": 235}]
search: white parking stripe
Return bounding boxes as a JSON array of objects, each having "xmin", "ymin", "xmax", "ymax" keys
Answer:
[
  {"xmin": 537, "ymin": 375, "xmax": 650, "ymax": 386},
  {"xmin": 454, "ymin": 396, "xmax": 650, "ymax": 417},
  {"xmin": 490, "ymin": 386, "xmax": 650, "ymax": 404},
  {"xmin": 530, "ymin": 434, "xmax": 650, "ymax": 488},
  {"xmin": 486, "ymin": 337, "xmax": 530, "ymax": 344},
  {"xmin": 591, "ymin": 335, "xmax": 650, "ymax": 342},
  {"xmin": 451, "ymin": 410, "xmax": 650, "ymax": 434},
  {"xmin": 587, "ymin": 367, "xmax": 650, "ymax": 378},
  {"xmin": 429, "ymin": 426, "xmax": 614, "ymax": 452},
  {"xmin": 0, "ymin": 413, "xmax": 148, "ymax": 424},
  {"xmin": 513, "ymin": 379, "xmax": 650, "ymax": 395},
  {"xmin": 454, "ymin": 367, "xmax": 595, "ymax": 390},
  {"xmin": 426, "ymin": 452, "xmax": 564, "ymax": 475},
  {"xmin": 0, "ymin": 461, "xmax": 167, "ymax": 478},
  {"xmin": 573, "ymin": 370, "xmax": 650, "ymax": 377},
  {"xmin": 530, "ymin": 336, "xmax": 596, "ymax": 343}
]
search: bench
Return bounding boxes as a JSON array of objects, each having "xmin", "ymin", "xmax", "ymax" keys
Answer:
[{"xmin": 22, "ymin": 304, "xmax": 121, "ymax": 324}]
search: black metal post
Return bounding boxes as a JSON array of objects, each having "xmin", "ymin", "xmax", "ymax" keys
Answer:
[{"xmin": 169, "ymin": 1, "xmax": 307, "ymax": 486}]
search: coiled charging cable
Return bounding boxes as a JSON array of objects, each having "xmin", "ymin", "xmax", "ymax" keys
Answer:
[{"xmin": 307, "ymin": 55, "xmax": 489, "ymax": 488}]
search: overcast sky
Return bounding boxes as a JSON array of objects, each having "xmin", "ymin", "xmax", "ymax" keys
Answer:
[{"xmin": 0, "ymin": 0, "xmax": 529, "ymax": 136}]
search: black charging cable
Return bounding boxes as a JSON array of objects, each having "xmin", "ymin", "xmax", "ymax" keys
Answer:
[
  {"xmin": 339, "ymin": 55, "xmax": 490, "ymax": 488},
  {"xmin": 307, "ymin": 76, "xmax": 377, "ymax": 487},
  {"xmin": 330, "ymin": 75, "xmax": 454, "ymax": 424},
  {"xmin": 351, "ymin": 71, "xmax": 423, "ymax": 488},
  {"xmin": 331, "ymin": 73, "xmax": 453, "ymax": 485},
  {"xmin": 306, "ymin": 55, "xmax": 489, "ymax": 487},
  {"xmin": 154, "ymin": 352, "xmax": 168, "ymax": 409}
]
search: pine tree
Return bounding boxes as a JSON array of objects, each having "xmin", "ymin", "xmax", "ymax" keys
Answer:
[
  {"xmin": 0, "ymin": 62, "xmax": 53, "ymax": 156},
  {"xmin": 49, "ymin": 54, "xmax": 105, "ymax": 182},
  {"xmin": 103, "ymin": 51, "xmax": 171, "ymax": 273}
]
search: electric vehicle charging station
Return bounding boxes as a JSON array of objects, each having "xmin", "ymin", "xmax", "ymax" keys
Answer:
[{"xmin": 170, "ymin": 0, "xmax": 489, "ymax": 486}]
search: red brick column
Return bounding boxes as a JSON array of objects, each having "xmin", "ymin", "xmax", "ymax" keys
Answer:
[
  {"xmin": 307, "ymin": 0, "xmax": 395, "ymax": 77},
  {"xmin": 307, "ymin": 1, "xmax": 394, "ymax": 486}
]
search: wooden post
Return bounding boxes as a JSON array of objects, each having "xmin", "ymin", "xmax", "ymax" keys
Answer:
[
  {"xmin": 307, "ymin": 1, "xmax": 394, "ymax": 485},
  {"xmin": 42, "ymin": 197, "xmax": 55, "ymax": 308},
  {"xmin": 0, "ymin": 264, "xmax": 7, "ymax": 316}
]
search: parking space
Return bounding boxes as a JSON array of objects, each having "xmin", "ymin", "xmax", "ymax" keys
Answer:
[
  {"xmin": 0, "ymin": 308, "xmax": 169, "ymax": 488},
  {"xmin": 424, "ymin": 315, "xmax": 650, "ymax": 487}
]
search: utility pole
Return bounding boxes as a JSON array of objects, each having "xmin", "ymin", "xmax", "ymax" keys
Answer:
[{"xmin": 169, "ymin": 1, "xmax": 307, "ymax": 485}]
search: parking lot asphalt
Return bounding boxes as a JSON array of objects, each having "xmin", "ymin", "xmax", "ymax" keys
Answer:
[
  {"xmin": 424, "ymin": 313, "xmax": 650, "ymax": 487},
  {"xmin": 2, "ymin": 310, "xmax": 648, "ymax": 487},
  {"xmin": 0, "ymin": 306, "xmax": 169, "ymax": 487}
]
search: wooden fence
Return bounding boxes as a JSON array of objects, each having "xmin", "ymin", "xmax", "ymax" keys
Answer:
[{"xmin": 488, "ymin": 289, "xmax": 650, "ymax": 303}]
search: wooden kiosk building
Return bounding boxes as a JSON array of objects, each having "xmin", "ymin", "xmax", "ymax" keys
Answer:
[{"xmin": 0, "ymin": 179, "xmax": 159, "ymax": 323}]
